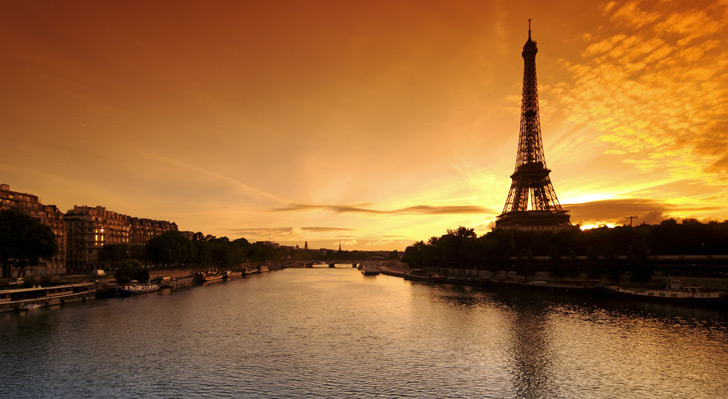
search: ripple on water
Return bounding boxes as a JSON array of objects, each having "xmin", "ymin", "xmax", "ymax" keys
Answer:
[{"xmin": 1, "ymin": 269, "xmax": 727, "ymax": 399}]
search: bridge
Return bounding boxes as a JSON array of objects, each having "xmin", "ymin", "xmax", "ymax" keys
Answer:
[{"xmin": 284, "ymin": 260, "xmax": 407, "ymax": 269}]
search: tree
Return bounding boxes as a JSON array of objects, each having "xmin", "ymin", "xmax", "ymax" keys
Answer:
[
  {"xmin": 524, "ymin": 249, "xmax": 536, "ymax": 279},
  {"xmin": 146, "ymin": 231, "xmax": 195, "ymax": 267},
  {"xmin": 549, "ymin": 245, "xmax": 564, "ymax": 278},
  {"xmin": 514, "ymin": 250, "xmax": 526, "ymax": 276},
  {"xmin": 114, "ymin": 259, "xmax": 150, "ymax": 284},
  {"xmin": 206, "ymin": 237, "xmax": 245, "ymax": 268},
  {"xmin": 493, "ymin": 230, "xmax": 515, "ymax": 270},
  {"xmin": 99, "ymin": 244, "xmax": 130, "ymax": 270},
  {"xmin": 0, "ymin": 209, "xmax": 57, "ymax": 277},
  {"xmin": 628, "ymin": 238, "xmax": 651, "ymax": 282},
  {"xmin": 447, "ymin": 226, "xmax": 476, "ymax": 238},
  {"xmin": 403, "ymin": 241, "xmax": 425, "ymax": 268},
  {"xmin": 603, "ymin": 245, "xmax": 620, "ymax": 281},
  {"xmin": 565, "ymin": 249, "xmax": 580, "ymax": 277},
  {"xmin": 585, "ymin": 247, "xmax": 601, "ymax": 279}
]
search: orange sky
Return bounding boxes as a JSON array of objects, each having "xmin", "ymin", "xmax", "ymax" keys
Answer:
[{"xmin": 1, "ymin": 0, "xmax": 727, "ymax": 250}]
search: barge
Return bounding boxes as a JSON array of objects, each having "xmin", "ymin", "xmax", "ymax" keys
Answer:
[
  {"xmin": 496, "ymin": 279, "xmax": 603, "ymax": 294},
  {"xmin": 159, "ymin": 275, "xmax": 195, "ymax": 289},
  {"xmin": 361, "ymin": 264, "xmax": 380, "ymax": 276},
  {"xmin": 116, "ymin": 282, "xmax": 161, "ymax": 296},
  {"xmin": 195, "ymin": 272, "xmax": 224, "ymax": 283},
  {"xmin": 404, "ymin": 269, "xmax": 445, "ymax": 283},
  {"xmin": 0, "ymin": 282, "xmax": 96, "ymax": 312},
  {"xmin": 609, "ymin": 280, "xmax": 728, "ymax": 305},
  {"xmin": 222, "ymin": 271, "xmax": 244, "ymax": 280}
]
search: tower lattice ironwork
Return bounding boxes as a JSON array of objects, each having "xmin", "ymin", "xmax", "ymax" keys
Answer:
[{"xmin": 496, "ymin": 21, "xmax": 571, "ymax": 231}]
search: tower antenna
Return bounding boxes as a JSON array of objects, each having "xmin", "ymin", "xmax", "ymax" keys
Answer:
[{"xmin": 528, "ymin": 19, "xmax": 531, "ymax": 40}]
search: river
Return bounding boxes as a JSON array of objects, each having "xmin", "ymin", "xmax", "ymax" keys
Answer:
[{"xmin": 1, "ymin": 267, "xmax": 727, "ymax": 398}]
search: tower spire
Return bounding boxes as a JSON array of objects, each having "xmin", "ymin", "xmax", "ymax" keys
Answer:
[{"xmin": 495, "ymin": 21, "xmax": 571, "ymax": 231}]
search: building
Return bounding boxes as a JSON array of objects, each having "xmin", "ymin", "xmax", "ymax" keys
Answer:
[
  {"xmin": 129, "ymin": 217, "xmax": 178, "ymax": 247},
  {"xmin": 1, "ymin": 183, "xmax": 187, "ymax": 273},
  {"xmin": 64, "ymin": 206, "xmax": 180, "ymax": 272},
  {"xmin": 64, "ymin": 206, "xmax": 131, "ymax": 272},
  {"xmin": 179, "ymin": 231, "xmax": 196, "ymax": 240},
  {"xmin": 0, "ymin": 184, "xmax": 66, "ymax": 276}
]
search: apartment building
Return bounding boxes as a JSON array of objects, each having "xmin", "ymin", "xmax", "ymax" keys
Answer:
[
  {"xmin": 2, "ymin": 184, "xmax": 185, "ymax": 273},
  {"xmin": 0, "ymin": 184, "xmax": 67, "ymax": 275},
  {"xmin": 129, "ymin": 218, "xmax": 178, "ymax": 247},
  {"xmin": 65, "ymin": 206, "xmax": 180, "ymax": 271},
  {"xmin": 64, "ymin": 206, "xmax": 131, "ymax": 272}
]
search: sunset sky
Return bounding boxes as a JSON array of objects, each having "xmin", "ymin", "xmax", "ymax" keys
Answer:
[{"xmin": 1, "ymin": 0, "xmax": 727, "ymax": 250}]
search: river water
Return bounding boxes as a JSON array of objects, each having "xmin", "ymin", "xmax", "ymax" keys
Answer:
[{"xmin": 1, "ymin": 267, "xmax": 727, "ymax": 398}]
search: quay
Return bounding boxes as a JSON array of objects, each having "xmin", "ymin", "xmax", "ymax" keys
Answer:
[
  {"xmin": 0, "ymin": 282, "xmax": 95, "ymax": 312},
  {"xmin": 377, "ymin": 264, "xmax": 728, "ymax": 308}
]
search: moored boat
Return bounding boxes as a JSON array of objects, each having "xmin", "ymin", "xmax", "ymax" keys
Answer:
[
  {"xmin": 222, "ymin": 270, "xmax": 244, "ymax": 280},
  {"xmin": 404, "ymin": 269, "xmax": 445, "ymax": 283},
  {"xmin": 0, "ymin": 282, "xmax": 96, "ymax": 312},
  {"xmin": 609, "ymin": 280, "xmax": 728, "ymax": 305},
  {"xmin": 496, "ymin": 279, "xmax": 603, "ymax": 294},
  {"xmin": 116, "ymin": 281, "xmax": 161, "ymax": 296},
  {"xmin": 195, "ymin": 272, "xmax": 224, "ymax": 283},
  {"xmin": 361, "ymin": 264, "xmax": 380, "ymax": 276},
  {"xmin": 159, "ymin": 275, "xmax": 195, "ymax": 289}
]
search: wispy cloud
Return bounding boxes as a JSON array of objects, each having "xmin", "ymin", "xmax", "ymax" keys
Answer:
[
  {"xmin": 366, "ymin": 240, "xmax": 393, "ymax": 246},
  {"xmin": 228, "ymin": 226, "xmax": 354, "ymax": 235},
  {"xmin": 272, "ymin": 203, "xmax": 491, "ymax": 215},
  {"xmin": 139, "ymin": 151, "xmax": 287, "ymax": 203}
]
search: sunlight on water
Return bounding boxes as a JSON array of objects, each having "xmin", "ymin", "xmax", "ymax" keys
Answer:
[{"xmin": 1, "ymin": 268, "xmax": 727, "ymax": 398}]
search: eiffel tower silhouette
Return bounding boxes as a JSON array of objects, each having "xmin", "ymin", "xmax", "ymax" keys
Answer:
[{"xmin": 496, "ymin": 20, "xmax": 571, "ymax": 231}]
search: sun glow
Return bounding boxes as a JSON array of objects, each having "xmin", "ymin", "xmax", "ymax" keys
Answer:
[{"xmin": 580, "ymin": 223, "xmax": 619, "ymax": 230}]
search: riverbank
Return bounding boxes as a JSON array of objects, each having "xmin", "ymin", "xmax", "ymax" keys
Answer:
[{"xmin": 379, "ymin": 265, "xmax": 728, "ymax": 309}]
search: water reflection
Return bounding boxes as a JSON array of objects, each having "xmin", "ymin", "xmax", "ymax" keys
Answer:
[
  {"xmin": 1, "ymin": 269, "xmax": 727, "ymax": 399},
  {"xmin": 493, "ymin": 291, "xmax": 728, "ymax": 399},
  {"xmin": 505, "ymin": 303, "xmax": 554, "ymax": 399}
]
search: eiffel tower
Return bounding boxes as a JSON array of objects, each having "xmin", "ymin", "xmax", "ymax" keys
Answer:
[{"xmin": 496, "ymin": 21, "xmax": 571, "ymax": 231}]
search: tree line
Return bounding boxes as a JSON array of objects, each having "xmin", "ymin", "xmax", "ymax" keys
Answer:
[
  {"xmin": 402, "ymin": 219, "xmax": 728, "ymax": 282},
  {"xmin": 1, "ymin": 206, "xmax": 395, "ymax": 280},
  {"xmin": 101, "ymin": 231, "xmax": 281, "ymax": 270},
  {"xmin": 105, "ymin": 232, "xmax": 397, "ymax": 269},
  {"xmin": 0, "ymin": 207, "xmax": 286, "ymax": 279}
]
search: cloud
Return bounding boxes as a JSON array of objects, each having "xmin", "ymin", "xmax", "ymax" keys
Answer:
[
  {"xmin": 140, "ymin": 151, "xmax": 287, "ymax": 203},
  {"xmin": 567, "ymin": 198, "xmax": 667, "ymax": 225},
  {"xmin": 272, "ymin": 203, "xmax": 491, "ymax": 215},
  {"xmin": 230, "ymin": 226, "xmax": 354, "ymax": 233},
  {"xmin": 366, "ymin": 240, "xmax": 393, "ymax": 246},
  {"xmin": 607, "ymin": 1, "xmax": 660, "ymax": 29},
  {"xmin": 566, "ymin": 198, "xmax": 721, "ymax": 225},
  {"xmin": 553, "ymin": 0, "xmax": 728, "ymax": 187},
  {"xmin": 707, "ymin": 155, "xmax": 728, "ymax": 174},
  {"xmin": 228, "ymin": 226, "xmax": 354, "ymax": 239}
]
